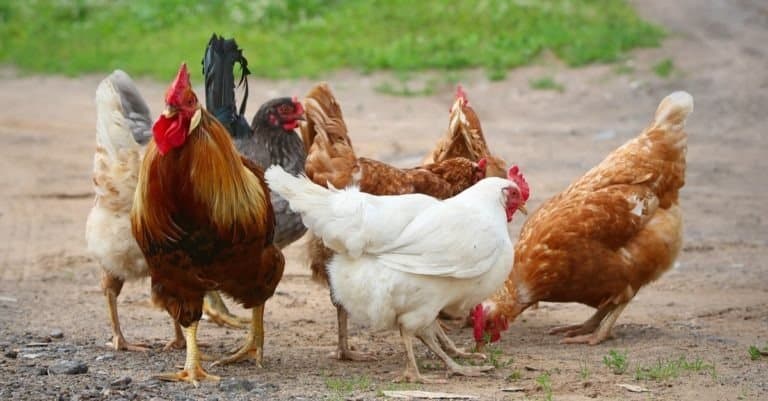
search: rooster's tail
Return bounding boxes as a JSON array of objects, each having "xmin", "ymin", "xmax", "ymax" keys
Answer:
[{"xmin": 202, "ymin": 33, "xmax": 252, "ymax": 139}]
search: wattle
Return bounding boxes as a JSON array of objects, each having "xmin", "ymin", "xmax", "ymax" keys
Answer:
[{"xmin": 153, "ymin": 114, "xmax": 189, "ymax": 155}]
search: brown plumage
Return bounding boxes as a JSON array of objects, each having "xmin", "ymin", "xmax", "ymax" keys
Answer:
[
  {"xmin": 424, "ymin": 86, "xmax": 507, "ymax": 178},
  {"xmin": 475, "ymin": 91, "xmax": 693, "ymax": 346},
  {"xmin": 299, "ymin": 83, "xmax": 486, "ymax": 360},
  {"xmin": 131, "ymin": 64, "xmax": 284, "ymax": 385}
]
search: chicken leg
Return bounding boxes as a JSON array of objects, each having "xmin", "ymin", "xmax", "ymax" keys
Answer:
[
  {"xmin": 420, "ymin": 322, "xmax": 493, "ymax": 377},
  {"xmin": 549, "ymin": 303, "xmax": 613, "ymax": 337},
  {"xmin": 101, "ymin": 271, "xmax": 149, "ymax": 352},
  {"xmin": 163, "ymin": 320, "xmax": 186, "ymax": 351},
  {"xmin": 393, "ymin": 326, "xmax": 446, "ymax": 384},
  {"xmin": 155, "ymin": 321, "xmax": 219, "ymax": 387},
  {"xmin": 433, "ymin": 321, "xmax": 486, "ymax": 361},
  {"xmin": 561, "ymin": 302, "xmax": 628, "ymax": 345},
  {"xmin": 212, "ymin": 304, "xmax": 265, "ymax": 367},
  {"xmin": 202, "ymin": 291, "xmax": 250, "ymax": 329},
  {"xmin": 336, "ymin": 305, "xmax": 376, "ymax": 361}
]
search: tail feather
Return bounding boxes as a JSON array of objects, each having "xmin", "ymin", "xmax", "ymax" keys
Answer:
[
  {"xmin": 300, "ymin": 82, "xmax": 352, "ymax": 150},
  {"xmin": 94, "ymin": 70, "xmax": 151, "ymax": 160},
  {"xmin": 92, "ymin": 70, "xmax": 147, "ymax": 210},
  {"xmin": 653, "ymin": 91, "xmax": 694, "ymax": 132},
  {"xmin": 202, "ymin": 33, "xmax": 252, "ymax": 139}
]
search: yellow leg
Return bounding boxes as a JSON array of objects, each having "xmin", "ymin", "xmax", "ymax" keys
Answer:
[
  {"xmin": 562, "ymin": 303, "xmax": 629, "ymax": 345},
  {"xmin": 202, "ymin": 291, "xmax": 250, "ymax": 329},
  {"xmin": 212, "ymin": 304, "xmax": 265, "ymax": 367},
  {"xmin": 393, "ymin": 326, "xmax": 446, "ymax": 384},
  {"xmin": 155, "ymin": 321, "xmax": 220, "ymax": 387},
  {"xmin": 102, "ymin": 272, "xmax": 148, "ymax": 352}
]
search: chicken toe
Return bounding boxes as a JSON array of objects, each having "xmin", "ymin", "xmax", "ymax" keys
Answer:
[
  {"xmin": 393, "ymin": 331, "xmax": 447, "ymax": 384},
  {"xmin": 102, "ymin": 272, "xmax": 149, "ymax": 352},
  {"xmin": 212, "ymin": 304, "xmax": 265, "ymax": 367},
  {"xmin": 549, "ymin": 304, "xmax": 612, "ymax": 337},
  {"xmin": 559, "ymin": 303, "xmax": 628, "ymax": 345},
  {"xmin": 155, "ymin": 321, "xmax": 220, "ymax": 387},
  {"xmin": 420, "ymin": 322, "xmax": 494, "ymax": 378}
]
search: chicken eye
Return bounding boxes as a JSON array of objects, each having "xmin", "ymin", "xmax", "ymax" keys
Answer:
[{"xmin": 278, "ymin": 104, "xmax": 292, "ymax": 114}]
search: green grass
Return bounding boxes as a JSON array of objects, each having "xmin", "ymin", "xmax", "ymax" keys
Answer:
[
  {"xmin": 633, "ymin": 356, "xmax": 715, "ymax": 381},
  {"xmin": 653, "ymin": 58, "xmax": 675, "ymax": 77},
  {"xmin": 530, "ymin": 76, "xmax": 565, "ymax": 92},
  {"xmin": 0, "ymin": 0, "xmax": 664, "ymax": 81},
  {"xmin": 324, "ymin": 375, "xmax": 371, "ymax": 400},
  {"xmin": 536, "ymin": 372, "xmax": 554, "ymax": 401},
  {"xmin": 748, "ymin": 344, "xmax": 768, "ymax": 360},
  {"xmin": 603, "ymin": 349, "xmax": 629, "ymax": 375}
]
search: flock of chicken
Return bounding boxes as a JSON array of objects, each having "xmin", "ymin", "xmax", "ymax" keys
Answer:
[{"xmin": 84, "ymin": 34, "xmax": 693, "ymax": 386}]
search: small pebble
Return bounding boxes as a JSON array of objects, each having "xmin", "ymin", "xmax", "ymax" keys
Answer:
[
  {"xmin": 218, "ymin": 378, "xmax": 255, "ymax": 393},
  {"xmin": 48, "ymin": 359, "xmax": 88, "ymax": 375},
  {"xmin": 110, "ymin": 376, "xmax": 132, "ymax": 390},
  {"xmin": 50, "ymin": 329, "xmax": 64, "ymax": 339},
  {"xmin": 95, "ymin": 353, "xmax": 115, "ymax": 362},
  {"xmin": 4, "ymin": 350, "xmax": 17, "ymax": 359}
]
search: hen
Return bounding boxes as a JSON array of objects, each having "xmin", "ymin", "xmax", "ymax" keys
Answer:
[
  {"xmin": 299, "ymin": 83, "xmax": 487, "ymax": 360},
  {"xmin": 131, "ymin": 64, "xmax": 285, "ymax": 385},
  {"xmin": 266, "ymin": 164, "xmax": 528, "ymax": 382},
  {"xmin": 475, "ymin": 91, "xmax": 693, "ymax": 346},
  {"xmin": 85, "ymin": 70, "xmax": 158, "ymax": 352},
  {"xmin": 424, "ymin": 86, "xmax": 508, "ymax": 178},
  {"xmin": 200, "ymin": 33, "xmax": 307, "ymax": 327}
]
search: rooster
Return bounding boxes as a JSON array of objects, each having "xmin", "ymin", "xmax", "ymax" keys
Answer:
[
  {"xmin": 299, "ymin": 83, "xmax": 488, "ymax": 360},
  {"xmin": 266, "ymin": 164, "xmax": 528, "ymax": 383},
  {"xmin": 424, "ymin": 86, "xmax": 508, "ymax": 178},
  {"xmin": 200, "ymin": 33, "xmax": 307, "ymax": 328},
  {"xmin": 131, "ymin": 64, "xmax": 284, "ymax": 385},
  {"xmin": 475, "ymin": 91, "xmax": 693, "ymax": 346}
]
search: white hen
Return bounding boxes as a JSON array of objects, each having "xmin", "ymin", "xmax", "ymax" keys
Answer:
[{"xmin": 265, "ymin": 165, "xmax": 528, "ymax": 383}]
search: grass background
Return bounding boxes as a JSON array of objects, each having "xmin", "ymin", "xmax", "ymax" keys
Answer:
[{"xmin": 0, "ymin": 0, "xmax": 664, "ymax": 81}]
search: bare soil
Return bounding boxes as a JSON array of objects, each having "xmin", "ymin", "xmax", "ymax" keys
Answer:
[{"xmin": 0, "ymin": 1, "xmax": 766, "ymax": 400}]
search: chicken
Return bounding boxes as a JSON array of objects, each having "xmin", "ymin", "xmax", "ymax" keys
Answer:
[
  {"xmin": 299, "ymin": 83, "xmax": 487, "ymax": 360},
  {"xmin": 200, "ymin": 33, "xmax": 307, "ymax": 328},
  {"xmin": 131, "ymin": 64, "xmax": 285, "ymax": 385},
  {"xmin": 474, "ymin": 91, "xmax": 693, "ymax": 347},
  {"xmin": 265, "ymin": 164, "xmax": 528, "ymax": 383},
  {"xmin": 85, "ymin": 70, "xmax": 161, "ymax": 352},
  {"xmin": 424, "ymin": 85, "xmax": 508, "ymax": 178}
]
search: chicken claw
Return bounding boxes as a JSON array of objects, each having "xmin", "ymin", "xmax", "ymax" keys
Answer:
[
  {"xmin": 203, "ymin": 291, "xmax": 250, "ymax": 329},
  {"xmin": 212, "ymin": 304, "xmax": 265, "ymax": 367},
  {"xmin": 155, "ymin": 322, "xmax": 220, "ymax": 387},
  {"xmin": 335, "ymin": 306, "xmax": 376, "ymax": 361}
]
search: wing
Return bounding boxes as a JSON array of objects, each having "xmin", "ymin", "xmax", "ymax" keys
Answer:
[{"xmin": 372, "ymin": 203, "xmax": 510, "ymax": 279}]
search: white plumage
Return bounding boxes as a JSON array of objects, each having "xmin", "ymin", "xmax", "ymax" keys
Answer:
[{"xmin": 265, "ymin": 165, "xmax": 520, "ymax": 382}]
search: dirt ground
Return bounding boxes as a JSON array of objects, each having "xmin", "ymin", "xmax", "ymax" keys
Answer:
[{"xmin": 0, "ymin": 1, "xmax": 766, "ymax": 400}]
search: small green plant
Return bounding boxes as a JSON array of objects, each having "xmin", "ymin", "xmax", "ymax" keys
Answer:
[
  {"xmin": 506, "ymin": 369, "xmax": 522, "ymax": 381},
  {"xmin": 653, "ymin": 58, "xmax": 675, "ymax": 78},
  {"xmin": 634, "ymin": 356, "xmax": 715, "ymax": 381},
  {"xmin": 603, "ymin": 350, "xmax": 628, "ymax": 375},
  {"xmin": 325, "ymin": 375, "xmax": 371, "ymax": 400},
  {"xmin": 536, "ymin": 372, "xmax": 553, "ymax": 401},
  {"xmin": 579, "ymin": 358, "xmax": 590, "ymax": 380},
  {"xmin": 748, "ymin": 345, "xmax": 761, "ymax": 360},
  {"xmin": 484, "ymin": 345, "xmax": 513, "ymax": 368},
  {"xmin": 529, "ymin": 76, "xmax": 565, "ymax": 92}
]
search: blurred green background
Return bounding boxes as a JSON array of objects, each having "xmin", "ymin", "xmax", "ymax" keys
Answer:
[{"xmin": 0, "ymin": 0, "xmax": 663, "ymax": 81}]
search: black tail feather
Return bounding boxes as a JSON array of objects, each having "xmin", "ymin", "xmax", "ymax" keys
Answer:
[{"xmin": 202, "ymin": 33, "xmax": 253, "ymax": 139}]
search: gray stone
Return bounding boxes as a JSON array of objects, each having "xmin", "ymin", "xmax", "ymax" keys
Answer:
[
  {"xmin": 50, "ymin": 329, "xmax": 64, "ymax": 339},
  {"xmin": 4, "ymin": 350, "xmax": 17, "ymax": 359},
  {"xmin": 218, "ymin": 378, "xmax": 255, "ymax": 393},
  {"xmin": 48, "ymin": 359, "xmax": 88, "ymax": 375},
  {"xmin": 110, "ymin": 376, "xmax": 132, "ymax": 390}
]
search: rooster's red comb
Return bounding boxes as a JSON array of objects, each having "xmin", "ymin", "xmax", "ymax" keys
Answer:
[
  {"xmin": 166, "ymin": 63, "xmax": 191, "ymax": 105},
  {"xmin": 508, "ymin": 165, "xmax": 530, "ymax": 201},
  {"xmin": 477, "ymin": 158, "xmax": 487, "ymax": 171}
]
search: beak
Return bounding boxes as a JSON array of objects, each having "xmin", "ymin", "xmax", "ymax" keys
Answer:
[
  {"xmin": 162, "ymin": 106, "xmax": 178, "ymax": 118},
  {"xmin": 518, "ymin": 203, "xmax": 528, "ymax": 215},
  {"xmin": 295, "ymin": 114, "xmax": 306, "ymax": 121}
]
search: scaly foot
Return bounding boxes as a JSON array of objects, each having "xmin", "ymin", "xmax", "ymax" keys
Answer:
[
  {"xmin": 336, "ymin": 345, "xmax": 376, "ymax": 361},
  {"xmin": 107, "ymin": 335, "xmax": 149, "ymax": 352},
  {"xmin": 212, "ymin": 305, "xmax": 265, "ymax": 367},
  {"xmin": 560, "ymin": 332, "xmax": 613, "ymax": 345},
  {"xmin": 157, "ymin": 321, "xmax": 220, "ymax": 387},
  {"xmin": 393, "ymin": 369, "xmax": 448, "ymax": 384}
]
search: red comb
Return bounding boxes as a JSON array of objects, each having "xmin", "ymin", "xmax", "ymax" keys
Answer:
[
  {"xmin": 166, "ymin": 63, "xmax": 191, "ymax": 104},
  {"xmin": 508, "ymin": 165, "xmax": 530, "ymax": 201},
  {"xmin": 477, "ymin": 158, "xmax": 487, "ymax": 171}
]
